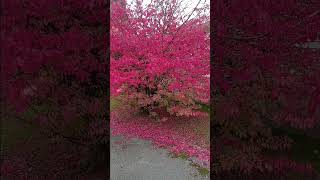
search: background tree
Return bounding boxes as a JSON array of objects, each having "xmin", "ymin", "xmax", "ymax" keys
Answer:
[
  {"xmin": 1, "ymin": 0, "xmax": 109, "ymax": 178},
  {"xmin": 212, "ymin": 0, "xmax": 320, "ymax": 178}
]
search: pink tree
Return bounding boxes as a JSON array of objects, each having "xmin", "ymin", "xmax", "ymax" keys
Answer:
[{"xmin": 111, "ymin": 0, "xmax": 210, "ymax": 117}]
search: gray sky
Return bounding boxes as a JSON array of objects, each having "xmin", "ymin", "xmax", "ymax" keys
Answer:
[{"xmin": 126, "ymin": 0, "xmax": 209, "ymax": 19}]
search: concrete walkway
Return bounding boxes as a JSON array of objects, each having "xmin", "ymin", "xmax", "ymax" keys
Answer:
[{"xmin": 111, "ymin": 136, "xmax": 210, "ymax": 180}]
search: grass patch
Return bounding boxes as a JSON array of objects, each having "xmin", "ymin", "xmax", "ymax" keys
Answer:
[
  {"xmin": 195, "ymin": 101, "xmax": 210, "ymax": 114},
  {"xmin": 190, "ymin": 162, "xmax": 210, "ymax": 177},
  {"xmin": 110, "ymin": 97, "xmax": 121, "ymax": 111},
  {"xmin": 169, "ymin": 152, "xmax": 189, "ymax": 160},
  {"xmin": 169, "ymin": 152, "xmax": 209, "ymax": 177}
]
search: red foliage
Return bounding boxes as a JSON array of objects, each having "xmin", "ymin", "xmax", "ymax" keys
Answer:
[
  {"xmin": 212, "ymin": 0, "xmax": 320, "ymax": 176},
  {"xmin": 213, "ymin": 0, "xmax": 320, "ymax": 128},
  {"xmin": 1, "ymin": 0, "xmax": 108, "ymax": 125},
  {"xmin": 1, "ymin": 0, "xmax": 109, "ymax": 177},
  {"xmin": 111, "ymin": 108, "xmax": 210, "ymax": 168},
  {"xmin": 110, "ymin": 0, "xmax": 210, "ymax": 117}
]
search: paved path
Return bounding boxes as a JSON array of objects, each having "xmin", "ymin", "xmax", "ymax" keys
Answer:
[{"xmin": 111, "ymin": 136, "xmax": 210, "ymax": 180}]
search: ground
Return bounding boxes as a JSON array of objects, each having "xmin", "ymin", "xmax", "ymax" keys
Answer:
[
  {"xmin": 110, "ymin": 97, "xmax": 210, "ymax": 179},
  {"xmin": 111, "ymin": 136, "xmax": 209, "ymax": 180}
]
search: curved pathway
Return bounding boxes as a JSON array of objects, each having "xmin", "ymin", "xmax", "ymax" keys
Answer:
[{"xmin": 111, "ymin": 136, "xmax": 210, "ymax": 180}]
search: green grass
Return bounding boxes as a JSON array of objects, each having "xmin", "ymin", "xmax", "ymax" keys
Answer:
[
  {"xmin": 110, "ymin": 97, "xmax": 121, "ymax": 111},
  {"xmin": 169, "ymin": 152, "xmax": 210, "ymax": 177},
  {"xmin": 196, "ymin": 101, "xmax": 210, "ymax": 114},
  {"xmin": 190, "ymin": 162, "xmax": 210, "ymax": 177},
  {"xmin": 169, "ymin": 152, "xmax": 189, "ymax": 160}
]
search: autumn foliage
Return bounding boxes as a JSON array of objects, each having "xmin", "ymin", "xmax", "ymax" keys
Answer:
[
  {"xmin": 212, "ymin": 0, "xmax": 320, "ymax": 178},
  {"xmin": 1, "ymin": 0, "xmax": 108, "ymax": 136},
  {"xmin": 1, "ymin": 0, "xmax": 109, "ymax": 178},
  {"xmin": 110, "ymin": 0, "xmax": 210, "ymax": 118},
  {"xmin": 1, "ymin": 0, "xmax": 320, "ymax": 178}
]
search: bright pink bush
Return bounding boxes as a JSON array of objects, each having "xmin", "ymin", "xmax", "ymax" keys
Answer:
[{"xmin": 110, "ymin": 0, "xmax": 210, "ymax": 117}]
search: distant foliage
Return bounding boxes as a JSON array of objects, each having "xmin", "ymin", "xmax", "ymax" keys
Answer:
[
  {"xmin": 212, "ymin": 0, "xmax": 320, "ymax": 177},
  {"xmin": 1, "ymin": 0, "xmax": 108, "ymax": 140},
  {"xmin": 110, "ymin": 0, "xmax": 210, "ymax": 118},
  {"xmin": 1, "ymin": 0, "xmax": 108, "ymax": 177}
]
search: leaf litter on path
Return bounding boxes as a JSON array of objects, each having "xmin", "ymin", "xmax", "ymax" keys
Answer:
[{"xmin": 111, "ymin": 107, "xmax": 210, "ymax": 169}]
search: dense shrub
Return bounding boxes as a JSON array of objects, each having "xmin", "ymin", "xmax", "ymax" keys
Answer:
[
  {"xmin": 110, "ymin": 0, "xmax": 210, "ymax": 118},
  {"xmin": 212, "ymin": 0, "xmax": 320, "ymax": 177},
  {"xmin": 1, "ymin": 0, "xmax": 109, "ymax": 177}
]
